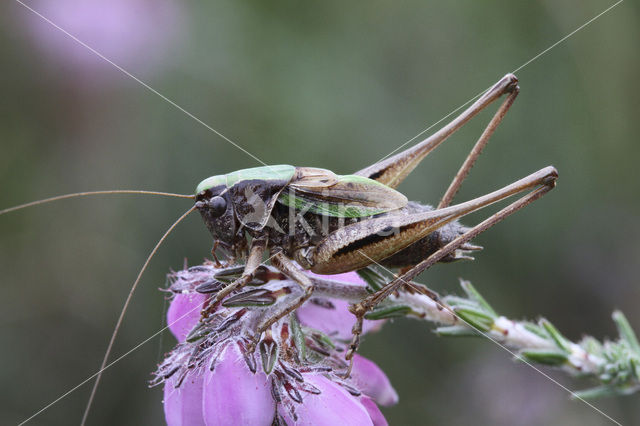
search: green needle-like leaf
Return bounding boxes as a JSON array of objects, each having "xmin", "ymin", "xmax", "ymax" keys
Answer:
[
  {"xmin": 455, "ymin": 308, "xmax": 494, "ymax": 332},
  {"xmin": 356, "ymin": 267, "xmax": 386, "ymax": 292},
  {"xmin": 520, "ymin": 349, "xmax": 568, "ymax": 366},
  {"xmin": 460, "ymin": 280, "xmax": 497, "ymax": 317},
  {"xmin": 289, "ymin": 313, "xmax": 307, "ymax": 361},
  {"xmin": 435, "ymin": 325, "xmax": 480, "ymax": 337},
  {"xmin": 365, "ymin": 305, "xmax": 412, "ymax": 320},
  {"xmin": 612, "ymin": 311, "xmax": 640, "ymax": 354},
  {"xmin": 540, "ymin": 319, "xmax": 571, "ymax": 353}
]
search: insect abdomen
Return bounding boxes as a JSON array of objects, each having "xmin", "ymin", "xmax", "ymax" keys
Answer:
[{"xmin": 379, "ymin": 202, "xmax": 471, "ymax": 269}]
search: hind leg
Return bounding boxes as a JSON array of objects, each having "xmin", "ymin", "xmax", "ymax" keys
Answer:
[
  {"xmin": 356, "ymin": 74, "xmax": 519, "ymax": 189},
  {"xmin": 345, "ymin": 168, "xmax": 557, "ymax": 362}
]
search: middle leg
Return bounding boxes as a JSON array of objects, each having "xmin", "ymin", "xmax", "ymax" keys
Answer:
[
  {"xmin": 356, "ymin": 74, "xmax": 520, "ymax": 189},
  {"xmin": 249, "ymin": 251, "xmax": 315, "ymax": 349}
]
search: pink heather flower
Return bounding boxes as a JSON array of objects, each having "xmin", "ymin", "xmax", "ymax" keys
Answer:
[
  {"xmin": 297, "ymin": 272, "xmax": 386, "ymax": 340},
  {"xmin": 156, "ymin": 263, "xmax": 397, "ymax": 425},
  {"xmin": 20, "ymin": 0, "xmax": 181, "ymax": 81},
  {"xmin": 166, "ymin": 291, "xmax": 207, "ymax": 343}
]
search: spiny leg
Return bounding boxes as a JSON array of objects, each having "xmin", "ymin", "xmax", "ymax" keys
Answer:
[
  {"xmin": 210, "ymin": 240, "xmax": 224, "ymax": 267},
  {"xmin": 343, "ymin": 316, "xmax": 364, "ymax": 377},
  {"xmin": 404, "ymin": 281, "xmax": 441, "ymax": 303},
  {"xmin": 355, "ymin": 74, "xmax": 519, "ymax": 189},
  {"xmin": 249, "ymin": 251, "xmax": 315, "ymax": 349},
  {"xmin": 438, "ymin": 85, "xmax": 519, "ymax": 209},
  {"xmin": 310, "ymin": 166, "xmax": 557, "ymax": 275},
  {"xmin": 344, "ymin": 281, "xmax": 442, "ymax": 378},
  {"xmin": 201, "ymin": 236, "xmax": 267, "ymax": 316},
  {"xmin": 345, "ymin": 167, "xmax": 557, "ymax": 361}
]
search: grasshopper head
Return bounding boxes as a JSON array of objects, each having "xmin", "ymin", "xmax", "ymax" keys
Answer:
[{"xmin": 195, "ymin": 175, "xmax": 238, "ymax": 252}]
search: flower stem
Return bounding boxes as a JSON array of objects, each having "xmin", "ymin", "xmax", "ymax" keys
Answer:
[{"xmin": 313, "ymin": 272, "xmax": 640, "ymax": 399}]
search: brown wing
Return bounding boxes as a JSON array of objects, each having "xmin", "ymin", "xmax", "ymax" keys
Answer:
[
  {"xmin": 281, "ymin": 167, "xmax": 408, "ymax": 217},
  {"xmin": 289, "ymin": 167, "xmax": 340, "ymax": 188}
]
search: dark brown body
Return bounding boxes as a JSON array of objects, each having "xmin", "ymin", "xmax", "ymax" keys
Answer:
[{"xmin": 239, "ymin": 200, "xmax": 469, "ymax": 271}]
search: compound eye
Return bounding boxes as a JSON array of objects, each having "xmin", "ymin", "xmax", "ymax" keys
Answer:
[{"xmin": 208, "ymin": 196, "xmax": 227, "ymax": 217}]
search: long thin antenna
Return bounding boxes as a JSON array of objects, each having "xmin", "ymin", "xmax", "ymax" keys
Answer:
[
  {"xmin": 0, "ymin": 190, "xmax": 195, "ymax": 216},
  {"xmin": 80, "ymin": 205, "xmax": 197, "ymax": 426}
]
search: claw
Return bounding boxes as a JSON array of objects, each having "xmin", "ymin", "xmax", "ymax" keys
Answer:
[
  {"xmin": 460, "ymin": 242, "xmax": 483, "ymax": 251},
  {"xmin": 200, "ymin": 299, "xmax": 220, "ymax": 319},
  {"xmin": 452, "ymin": 250, "xmax": 475, "ymax": 261},
  {"xmin": 246, "ymin": 333, "xmax": 261, "ymax": 354}
]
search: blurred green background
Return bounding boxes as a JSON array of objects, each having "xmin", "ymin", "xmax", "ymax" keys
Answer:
[{"xmin": 1, "ymin": 1, "xmax": 638, "ymax": 424}]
